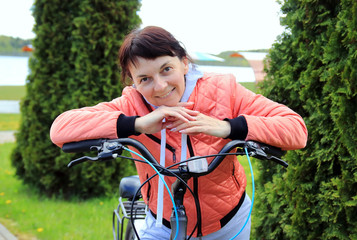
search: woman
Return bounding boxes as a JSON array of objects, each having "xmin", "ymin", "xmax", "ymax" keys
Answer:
[{"xmin": 50, "ymin": 26, "xmax": 308, "ymax": 239}]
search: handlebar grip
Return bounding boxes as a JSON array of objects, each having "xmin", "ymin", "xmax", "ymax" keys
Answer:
[
  {"xmin": 62, "ymin": 139, "xmax": 105, "ymax": 153},
  {"xmin": 260, "ymin": 144, "xmax": 286, "ymax": 158}
]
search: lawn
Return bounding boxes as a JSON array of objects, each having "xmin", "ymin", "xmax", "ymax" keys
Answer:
[
  {"xmin": 240, "ymin": 82, "xmax": 257, "ymax": 93},
  {"xmin": 0, "ymin": 86, "xmax": 24, "ymax": 131},
  {"xmin": 0, "ymin": 142, "xmax": 120, "ymax": 240},
  {"xmin": 0, "ymin": 114, "xmax": 20, "ymax": 131},
  {"xmin": 0, "ymin": 86, "xmax": 26, "ymax": 100}
]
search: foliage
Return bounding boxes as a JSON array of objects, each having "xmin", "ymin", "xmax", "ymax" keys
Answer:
[
  {"xmin": 254, "ymin": 0, "xmax": 357, "ymax": 239},
  {"xmin": 11, "ymin": 0, "xmax": 141, "ymax": 198},
  {"xmin": 0, "ymin": 35, "xmax": 32, "ymax": 56}
]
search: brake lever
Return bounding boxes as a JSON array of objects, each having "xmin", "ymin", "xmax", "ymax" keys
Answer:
[
  {"xmin": 244, "ymin": 141, "xmax": 268, "ymax": 158},
  {"xmin": 67, "ymin": 141, "xmax": 125, "ymax": 168},
  {"xmin": 243, "ymin": 141, "xmax": 288, "ymax": 168},
  {"xmin": 67, "ymin": 156, "xmax": 99, "ymax": 168},
  {"xmin": 268, "ymin": 156, "xmax": 289, "ymax": 168}
]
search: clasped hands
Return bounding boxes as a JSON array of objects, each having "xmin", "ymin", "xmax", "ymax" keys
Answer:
[{"xmin": 134, "ymin": 102, "xmax": 231, "ymax": 138}]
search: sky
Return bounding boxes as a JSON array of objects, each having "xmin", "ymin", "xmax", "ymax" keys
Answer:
[{"xmin": 0, "ymin": 0, "xmax": 285, "ymax": 54}]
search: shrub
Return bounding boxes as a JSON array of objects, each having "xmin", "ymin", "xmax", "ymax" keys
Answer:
[
  {"xmin": 253, "ymin": 0, "xmax": 357, "ymax": 239},
  {"xmin": 12, "ymin": 0, "xmax": 141, "ymax": 198}
]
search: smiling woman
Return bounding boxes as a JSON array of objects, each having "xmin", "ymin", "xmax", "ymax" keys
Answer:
[{"xmin": 50, "ymin": 25, "xmax": 307, "ymax": 240}]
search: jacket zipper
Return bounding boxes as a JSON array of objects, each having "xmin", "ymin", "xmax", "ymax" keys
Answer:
[
  {"xmin": 146, "ymin": 173, "xmax": 151, "ymax": 209},
  {"xmin": 187, "ymin": 137, "xmax": 203, "ymax": 238},
  {"xmin": 145, "ymin": 134, "xmax": 177, "ymax": 163}
]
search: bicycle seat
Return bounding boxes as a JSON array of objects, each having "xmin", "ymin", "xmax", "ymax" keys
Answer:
[{"xmin": 119, "ymin": 175, "xmax": 142, "ymax": 201}]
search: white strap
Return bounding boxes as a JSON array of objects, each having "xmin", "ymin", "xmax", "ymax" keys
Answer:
[{"xmin": 156, "ymin": 126, "xmax": 166, "ymax": 227}]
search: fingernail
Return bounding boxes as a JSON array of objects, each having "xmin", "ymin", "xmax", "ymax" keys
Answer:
[{"xmin": 170, "ymin": 128, "xmax": 177, "ymax": 132}]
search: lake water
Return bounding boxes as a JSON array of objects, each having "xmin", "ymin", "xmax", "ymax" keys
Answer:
[
  {"xmin": 0, "ymin": 56, "xmax": 255, "ymax": 86},
  {"xmin": 0, "ymin": 56, "xmax": 30, "ymax": 86},
  {"xmin": 0, "ymin": 100, "xmax": 20, "ymax": 113},
  {"xmin": 196, "ymin": 65, "xmax": 255, "ymax": 82},
  {"xmin": 0, "ymin": 56, "xmax": 255, "ymax": 113}
]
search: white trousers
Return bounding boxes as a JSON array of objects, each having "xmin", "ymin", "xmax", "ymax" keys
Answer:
[{"xmin": 138, "ymin": 193, "xmax": 251, "ymax": 240}]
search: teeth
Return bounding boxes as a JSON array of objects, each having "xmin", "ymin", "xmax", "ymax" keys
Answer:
[{"xmin": 158, "ymin": 88, "xmax": 174, "ymax": 98}]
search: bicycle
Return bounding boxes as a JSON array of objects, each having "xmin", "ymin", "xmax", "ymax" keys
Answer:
[{"xmin": 63, "ymin": 138, "xmax": 288, "ymax": 240}]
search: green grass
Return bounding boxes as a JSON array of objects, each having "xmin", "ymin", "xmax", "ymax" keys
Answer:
[
  {"xmin": 240, "ymin": 82, "xmax": 257, "ymax": 93},
  {"xmin": 0, "ymin": 114, "xmax": 20, "ymax": 131},
  {"xmin": 0, "ymin": 142, "xmax": 120, "ymax": 240},
  {"xmin": 0, "ymin": 86, "xmax": 26, "ymax": 100},
  {"xmin": 0, "ymin": 86, "xmax": 24, "ymax": 131}
]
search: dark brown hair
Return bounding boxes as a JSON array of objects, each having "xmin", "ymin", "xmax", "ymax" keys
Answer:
[{"xmin": 118, "ymin": 26, "xmax": 192, "ymax": 85}]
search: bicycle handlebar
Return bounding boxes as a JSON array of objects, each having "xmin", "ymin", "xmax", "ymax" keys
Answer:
[{"xmin": 63, "ymin": 138, "xmax": 288, "ymax": 176}]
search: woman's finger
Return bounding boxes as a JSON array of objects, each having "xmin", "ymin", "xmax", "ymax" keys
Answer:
[
  {"xmin": 161, "ymin": 106, "xmax": 198, "ymax": 122},
  {"xmin": 177, "ymin": 102, "xmax": 194, "ymax": 109}
]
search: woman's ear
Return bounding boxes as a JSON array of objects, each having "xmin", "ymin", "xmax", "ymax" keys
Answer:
[{"xmin": 182, "ymin": 57, "xmax": 189, "ymax": 74}]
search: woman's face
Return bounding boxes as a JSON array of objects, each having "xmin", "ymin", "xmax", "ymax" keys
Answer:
[{"xmin": 129, "ymin": 56, "xmax": 189, "ymax": 107}]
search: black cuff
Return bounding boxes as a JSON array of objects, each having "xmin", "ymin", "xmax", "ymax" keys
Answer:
[
  {"xmin": 116, "ymin": 114, "xmax": 141, "ymax": 138},
  {"xmin": 224, "ymin": 116, "xmax": 248, "ymax": 140}
]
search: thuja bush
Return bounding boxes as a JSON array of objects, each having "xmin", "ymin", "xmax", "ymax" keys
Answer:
[
  {"xmin": 11, "ymin": 0, "xmax": 141, "ymax": 198},
  {"xmin": 253, "ymin": 0, "xmax": 356, "ymax": 239}
]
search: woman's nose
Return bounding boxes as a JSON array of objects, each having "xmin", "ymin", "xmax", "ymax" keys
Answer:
[{"xmin": 154, "ymin": 77, "xmax": 168, "ymax": 91}]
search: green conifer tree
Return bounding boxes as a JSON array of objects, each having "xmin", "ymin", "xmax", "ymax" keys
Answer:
[
  {"xmin": 11, "ymin": 0, "xmax": 141, "ymax": 198},
  {"xmin": 253, "ymin": 0, "xmax": 357, "ymax": 239}
]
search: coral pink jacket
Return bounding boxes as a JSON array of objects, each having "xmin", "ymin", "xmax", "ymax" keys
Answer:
[{"xmin": 50, "ymin": 73, "xmax": 307, "ymax": 236}]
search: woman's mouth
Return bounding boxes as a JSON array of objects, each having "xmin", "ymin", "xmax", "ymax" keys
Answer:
[{"xmin": 157, "ymin": 88, "xmax": 175, "ymax": 98}]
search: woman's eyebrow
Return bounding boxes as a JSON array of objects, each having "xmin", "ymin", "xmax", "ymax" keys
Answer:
[
  {"xmin": 159, "ymin": 61, "xmax": 171, "ymax": 69},
  {"xmin": 135, "ymin": 61, "xmax": 172, "ymax": 78},
  {"xmin": 136, "ymin": 73, "xmax": 148, "ymax": 78}
]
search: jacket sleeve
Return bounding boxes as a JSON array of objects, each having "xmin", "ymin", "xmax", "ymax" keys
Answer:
[
  {"xmin": 231, "ymin": 80, "xmax": 308, "ymax": 150},
  {"xmin": 50, "ymin": 88, "xmax": 139, "ymax": 147}
]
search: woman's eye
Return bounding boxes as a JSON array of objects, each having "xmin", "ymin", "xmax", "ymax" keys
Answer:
[
  {"xmin": 140, "ymin": 77, "xmax": 149, "ymax": 83},
  {"xmin": 163, "ymin": 66, "xmax": 172, "ymax": 72}
]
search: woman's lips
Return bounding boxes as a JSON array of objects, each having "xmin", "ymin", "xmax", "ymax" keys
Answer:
[{"xmin": 157, "ymin": 88, "xmax": 175, "ymax": 98}]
